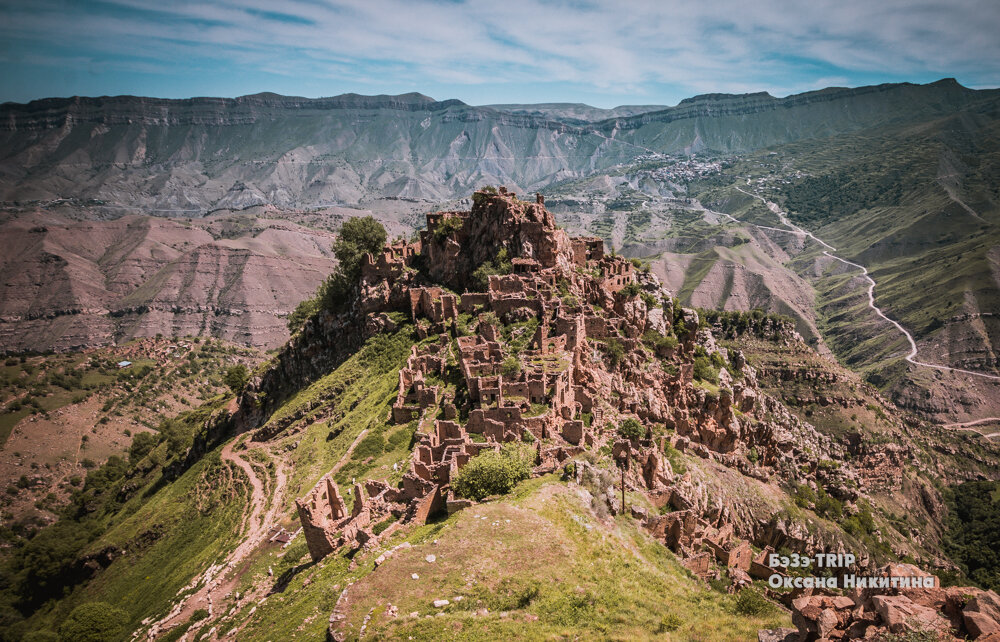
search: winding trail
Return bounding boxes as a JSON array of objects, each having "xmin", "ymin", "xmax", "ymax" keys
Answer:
[
  {"xmin": 734, "ymin": 186, "xmax": 1000, "ymax": 381},
  {"xmin": 145, "ymin": 435, "xmax": 288, "ymax": 640},
  {"xmin": 940, "ymin": 417, "xmax": 1000, "ymax": 440},
  {"xmin": 722, "ymin": 186, "xmax": 1000, "ymax": 429}
]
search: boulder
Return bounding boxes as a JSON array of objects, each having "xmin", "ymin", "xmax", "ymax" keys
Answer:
[
  {"xmin": 872, "ymin": 594, "xmax": 951, "ymax": 635},
  {"xmin": 757, "ymin": 628, "xmax": 797, "ymax": 642}
]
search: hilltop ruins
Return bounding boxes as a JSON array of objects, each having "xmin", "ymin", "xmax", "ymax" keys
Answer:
[{"xmin": 281, "ymin": 187, "xmax": 999, "ymax": 642}]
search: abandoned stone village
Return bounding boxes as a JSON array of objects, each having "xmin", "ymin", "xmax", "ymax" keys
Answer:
[{"xmin": 263, "ymin": 187, "xmax": 1000, "ymax": 641}]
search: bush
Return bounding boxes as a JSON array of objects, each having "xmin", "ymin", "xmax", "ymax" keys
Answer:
[
  {"xmin": 128, "ymin": 432, "xmax": 159, "ymax": 465},
  {"xmin": 617, "ymin": 418, "xmax": 644, "ymax": 440},
  {"xmin": 657, "ymin": 613, "xmax": 683, "ymax": 632},
  {"xmin": 58, "ymin": 602, "xmax": 128, "ymax": 642},
  {"xmin": 605, "ymin": 339, "xmax": 625, "ymax": 368},
  {"xmin": 223, "ymin": 365, "xmax": 249, "ymax": 395},
  {"xmin": 619, "ymin": 282, "xmax": 640, "ymax": 298},
  {"xmin": 814, "ymin": 488, "xmax": 843, "ymax": 520},
  {"xmin": 793, "ymin": 483, "xmax": 816, "ymax": 508},
  {"xmin": 432, "ymin": 215, "xmax": 464, "ymax": 241},
  {"xmin": 732, "ymin": 588, "xmax": 777, "ymax": 616},
  {"xmin": 453, "ymin": 443, "xmax": 533, "ymax": 501},
  {"xmin": 287, "ymin": 296, "xmax": 321, "ymax": 333},
  {"xmin": 471, "ymin": 248, "xmax": 512, "ymax": 291},
  {"xmin": 500, "ymin": 356, "xmax": 521, "ymax": 379},
  {"xmin": 692, "ymin": 355, "xmax": 718, "ymax": 383}
]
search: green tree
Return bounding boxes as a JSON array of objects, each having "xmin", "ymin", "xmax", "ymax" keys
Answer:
[
  {"xmin": 127, "ymin": 432, "xmax": 158, "ymax": 465},
  {"xmin": 605, "ymin": 339, "xmax": 625, "ymax": 368},
  {"xmin": 471, "ymin": 248, "xmax": 512, "ymax": 291},
  {"xmin": 332, "ymin": 216, "xmax": 388, "ymax": 281},
  {"xmin": 223, "ymin": 364, "xmax": 249, "ymax": 395},
  {"xmin": 288, "ymin": 216, "xmax": 388, "ymax": 333},
  {"xmin": 692, "ymin": 355, "xmax": 718, "ymax": 383},
  {"xmin": 58, "ymin": 602, "xmax": 127, "ymax": 642},
  {"xmin": 287, "ymin": 297, "xmax": 320, "ymax": 333}
]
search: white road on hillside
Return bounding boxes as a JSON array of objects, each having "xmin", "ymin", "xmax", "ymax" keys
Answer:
[{"xmin": 722, "ymin": 186, "xmax": 1000, "ymax": 432}]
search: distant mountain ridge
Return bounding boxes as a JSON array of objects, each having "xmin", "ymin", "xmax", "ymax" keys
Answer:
[
  {"xmin": 2, "ymin": 79, "xmax": 997, "ymax": 212},
  {"xmin": 0, "ymin": 92, "xmax": 466, "ymax": 129}
]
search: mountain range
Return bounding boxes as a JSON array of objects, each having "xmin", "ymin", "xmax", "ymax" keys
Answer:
[
  {"xmin": 2, "ymin": 80, "xmax": 994, "ymax": 209},
  {"xmin": 1, "ymin": 79, "xmax": 998, "ymax": 422}
]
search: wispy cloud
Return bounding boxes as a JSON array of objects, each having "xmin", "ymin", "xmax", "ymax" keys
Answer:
[{"xmin": 1, "ymin": 0, "xmax": 998, "ymax": 105}]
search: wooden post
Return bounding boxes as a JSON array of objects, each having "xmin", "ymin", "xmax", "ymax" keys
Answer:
[{"xmin": 621, "ymin": 464, "xmax": 626, "ymax": 514}]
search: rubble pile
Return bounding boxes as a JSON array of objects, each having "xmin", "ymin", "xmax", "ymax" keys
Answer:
[{"xmin": 762, "ymin": 564, "xmax": 1000, "ymax": 641}]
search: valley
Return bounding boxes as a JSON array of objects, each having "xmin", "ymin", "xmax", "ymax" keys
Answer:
[{"xmin": 1, "ymin": 81, "xmax": 1000, "ymax": 642}]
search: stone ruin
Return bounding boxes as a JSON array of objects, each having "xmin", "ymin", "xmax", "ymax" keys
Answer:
[{"xmin": 291, "ymin": 187, "xmax": 921, "ymax": 595}]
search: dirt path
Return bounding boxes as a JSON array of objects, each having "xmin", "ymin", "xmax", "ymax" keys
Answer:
[
  {"xmin": 724, "ymin": 186, "xmax": 1000, "ymax": 430},
  {"xmin": 144, "ymin": 435, "xmax": 288, "ymax": 640},
  {"xmin": 333, "ymin": 428, "xmax": 369, "ymax": 475},
  {"xmin": 941, "ymin": 417, "xmax": 1000, "ymax": 439},
  {"xmin": 734, "ymin": 187, "xmax": 1000, "ymax": 379}
]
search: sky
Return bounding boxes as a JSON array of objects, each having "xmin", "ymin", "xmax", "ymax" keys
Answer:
[{"xmin": 1, "ymin": 0, "xmax": 999, "ymax": 108}]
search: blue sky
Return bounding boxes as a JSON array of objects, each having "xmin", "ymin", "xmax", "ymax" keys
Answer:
[{"xmin": 1, "ymin": 0, "xmax": 998, "ymax": 107}]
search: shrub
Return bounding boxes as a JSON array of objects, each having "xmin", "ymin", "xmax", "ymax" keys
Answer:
[
  {"xmin": 471, "ymin": 248, "xmax": 512, "ymax": 291},
  {"xmin": 732, "ymin": 588, "xmax": 777, "ymax": 616},
  {"xmin": 619, "ymin": 282, "xmax": 641, "ymax": 298},
  {"xmin": 452, "ymin": 443, "xmax": 533, "ymax": 501},
  {"xmin": 617, "ymin": 418, "xmax": 644, "ymax": 440},
  {"xmin": 605, "ymin": 339, "xmax": 625, "ymax": 368},
  {"xmin": 793, "ymin": 483, "xmax": 816, "ymax": 508},
  {"xmin": 692, "ymin": 355, "xmax": 718, "ymax": 383},
  {"xmin": 640, "ymin": 291, "xmax": 659, "ymax": 308},
  {"xmin": 500, "ymin": 356, "xmax": 521, "ymax": 379},
  {"xmin": 657, "ymin": 613, "xmax": 683, "ymax": 632},
  {"xmin": 814, "ymin": 488, "xmax": 843, "ymax": 520},
  {"xmin": 58, "ymin": 602, "xmax": 128, "ymax": 642},
  {"xmin": 432, "ymin": 215, "xmax": 464, "ymax": 241},
  {"xmin": 223, "ymin": 365, "xmax": 249, "ymax": 395},
  {"xmin": 128, "ymin": 432, "xmax": 159, "ymax": 465},
  {"xmin": 287, "ymin": 296, "xmax": 321, "ymax": 333}
]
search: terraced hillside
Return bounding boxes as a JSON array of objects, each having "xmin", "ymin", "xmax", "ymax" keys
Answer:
[{"xmin": 3, "ymin": 190, "xmax": 998, "ymax": 642}]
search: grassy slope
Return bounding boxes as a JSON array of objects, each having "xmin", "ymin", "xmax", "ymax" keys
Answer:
[
  {"xmin": 236, "ymin": 479, "xmax": 790, "ymax": 642},
  {"xmin": 14, "ymin": 322, "xmax": 799, "ymax": 641},
  {"xmin": 15, "ymin": 329, "xmax": 415, "ymax": 637},
  {"xmin": 29, "ymin": 449, "xmax": 248, "ymax": 633},
  {"xmin": 773, "ymin": 111, "xmax": 1000, "ymax": 365}
]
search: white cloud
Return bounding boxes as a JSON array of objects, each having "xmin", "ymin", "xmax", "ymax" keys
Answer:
[{"xmin": 2, "ymin": 0, "xmax": 998, "ymax": 101}]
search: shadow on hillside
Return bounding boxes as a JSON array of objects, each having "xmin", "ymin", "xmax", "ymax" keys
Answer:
[{"xmin": 270, "ymin": 560, "xmax": 316, "ymax": 594}]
